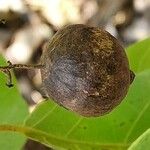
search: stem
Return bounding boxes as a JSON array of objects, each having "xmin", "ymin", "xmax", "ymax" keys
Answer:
[
  {"xmin": 0, "ymin": 62, "xmax": 44, "ymax": 71},
  {"xmin": 0, "ymin": 61, "xmax": 44, "ymax": 87}
]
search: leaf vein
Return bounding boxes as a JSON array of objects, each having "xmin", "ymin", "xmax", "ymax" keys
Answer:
[
  {"xmin": 124, "ymin": 98, "xmax": 150, "ymax": 143},
  {"xmin": 65, "ymin": 117, "xmax": 83, "ymax": 137},
  {"xmin": 31, "ymin": 105, "xmax": 57, "ymax": 127}
]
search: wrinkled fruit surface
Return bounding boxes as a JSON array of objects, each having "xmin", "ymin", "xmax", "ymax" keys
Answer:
[{"xmin": 41, "ymin": 24, "xmax": 135, "ymax": 117}]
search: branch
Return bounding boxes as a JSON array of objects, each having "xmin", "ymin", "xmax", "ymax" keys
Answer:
[{"xmin": 0, "ymin": 61, "xmax": 44, "ymax": 87}]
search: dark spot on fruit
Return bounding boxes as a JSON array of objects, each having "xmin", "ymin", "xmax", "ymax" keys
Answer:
[{"xmin": 107, "ymin": 63, "xmax": 117, "ymax": 75}]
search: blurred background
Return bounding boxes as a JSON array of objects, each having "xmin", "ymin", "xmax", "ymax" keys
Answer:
[{"xmin": 0, "ymin": 0, "xmax": 150, "ymax": 149}]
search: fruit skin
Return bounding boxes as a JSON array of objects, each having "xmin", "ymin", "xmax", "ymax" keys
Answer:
[{"xmin": 41, "ymin": 24, "xmax": 134, "ymax": 117}]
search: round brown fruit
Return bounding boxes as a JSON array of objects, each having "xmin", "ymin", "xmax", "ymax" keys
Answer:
[{"xmin": 40, "ymin": 24, "xmax": 135, "ymax": 117}]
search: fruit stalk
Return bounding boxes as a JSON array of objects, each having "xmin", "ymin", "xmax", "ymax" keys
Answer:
[{"xmin": 0, "ymin": 61, "xmax": 44, "ymax": 87}]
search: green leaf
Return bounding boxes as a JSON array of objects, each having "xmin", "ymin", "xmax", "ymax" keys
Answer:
[
  {"xmin": 128, "ymin": 129, "xmax": 150, "ymax": 150},
  {"xmin": 0, "ymin": 56, "xmax": 29, "ymax": 150},
  {"xmin": 23, "ymin": 69, "xmax": 150, "ymax": 150},
  {"xmin": 127, "ymin": 38, "xmax": 150, "ymax": 73}
]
